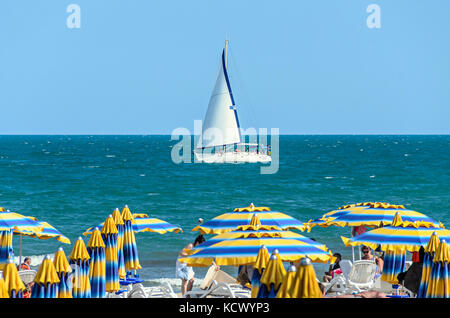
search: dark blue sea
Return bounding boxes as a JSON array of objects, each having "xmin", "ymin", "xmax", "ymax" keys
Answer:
[{"xmin": 0, "ymin": 135, "xmax": 449, "ymax": 289}]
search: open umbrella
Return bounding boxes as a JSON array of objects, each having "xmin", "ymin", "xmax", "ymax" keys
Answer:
[
  {"xmin": 121, "ymin": 205, "xmax": 141, "ymax": 272},
  {"xmin": 0, "ymin": 272, "xmax": 8, "ymax": 298},
  {"xmin": 69, "ymin": 237, "xmax": 91, "ymax": 298},
  {"xmin": 101, "ymin": 215, "xmax": 120, "ymax": 293},
  {"xmin": 192, "ymin": 203, "xmax": 306, "ymax": 235},
  {"xmin": 3, "ymin": 259, "xmax": 25, "ymax": 298},
  {"xmin": 426, "ymin": 239, "xmax": 450, "ymax": 298},
  {"xmin": 250, "ymin": 245, "xmax": 270, "ymax": 298},
  {"xmin": 15, "ymin": 219, "xmax": 70, "ymax": 244},
  {"xmin": 341, "ymin": 213, "xmax": 450, "ymax": 253},
  {"xmin": 31, "ymin": 255, "xmax": 60, "ymax": 298},
  {"xmin": 87, "ymin": 227, "xmax": 106, "ymax": 298},
  {"xmin": 380, "ymin": 250, "xmax": 406, "ymax": 284},
  {"xmin": 53, "ymin": 247, "xmax": 72, "ymax": 298},
  {"xmin": 276, "ymin": 265, "xmax": 297, "ymax": 298},
  {"xmin": 288, "ymin": 257, "xmax": 322, "ymax": 298},
  {"xmin": 257, "ymin": 252, "xmax": 286, "ymax": 298},
  {"xmin": 0, "ymin": 230, "xmax": 13, "ymax": 268},
  {"xmin": 132, "ymin": 214, "xmax": 182, "ymax": 234},
  {"xmin": 418, "ymin": 232, "xmax": 440, "ymax": 298}
]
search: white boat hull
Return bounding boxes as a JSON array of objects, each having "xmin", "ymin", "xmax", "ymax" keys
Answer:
[{"xmin": 194, "ymin": 151, "xmax": 271, "ymax": 164}]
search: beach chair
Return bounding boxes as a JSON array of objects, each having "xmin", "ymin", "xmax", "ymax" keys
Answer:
[
  {"xmin": 147, "ymin": 281, "xmax": 179, "ymax": 298},
  {"xmin": 323, "ymin": 260, "xmax": 352, "ymax": 295},
  {"xmin": 343, "ymin": 260, "xmax": 378, "ymax": 294},
  {"xmin": 18, "ymin": 270, "xmax": 37, "ymax": 285}
]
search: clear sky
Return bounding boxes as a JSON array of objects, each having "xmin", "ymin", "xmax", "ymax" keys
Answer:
[{"xmin": 0, "ymin": 1, "xmax": 449, "ymax": 134}]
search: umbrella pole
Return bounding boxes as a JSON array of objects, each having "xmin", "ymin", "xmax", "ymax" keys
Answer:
[
  {"xmin": 19, "ymin": 234, "xmax": 23, "ymax": 266},
  {"xmin": 351, "ymin": 228, "xmax": 355, "ymax": 262}
]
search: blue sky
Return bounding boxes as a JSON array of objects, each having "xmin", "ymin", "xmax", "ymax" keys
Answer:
[{"xmin": 0, "ymin": 1, "xmax": 449, "ymax": 134}]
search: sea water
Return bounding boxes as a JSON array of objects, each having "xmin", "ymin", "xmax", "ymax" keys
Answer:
[{"xmin": 0, "ymin": 135, "xmax": 449, "ymax": 289}]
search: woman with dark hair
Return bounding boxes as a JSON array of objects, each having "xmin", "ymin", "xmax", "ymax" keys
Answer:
[{"xmin": 176, "ymin": 235, "xmax": 206, "ymax": 296}]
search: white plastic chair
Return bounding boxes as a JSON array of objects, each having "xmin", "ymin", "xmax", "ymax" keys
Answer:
[
  {"xmin": 344, "ymin": 260, "xmax": 377, "ymax": 293},
  {"xmin": 18, "ymin": 270, "xmax": 37, "ymax": 285},
  {"xmin": 323, "ymin": 260, "xmax": 352, "ymax": 295}
]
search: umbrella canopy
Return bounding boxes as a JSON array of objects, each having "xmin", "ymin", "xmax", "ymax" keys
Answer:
[
  {"xmin": 69, "ymin": 237, "xmax": 91, "ymax": 298},
  {"xmin": 101, "ymin": 215, "xmax": 120, "ymax": 293},
  {"xmin": 121, "ymin": 205, "xmax": 141, "ymax": 271},
  {"xmin": 288, "ymin": 257, "xmax": 322, "ymax": 298},
  {"xmin": 418, "ymin": 232, "xmax": 441, "ymax": 298},
  {"xmin": 15, "ymin": 219, "xmax": 70, "ymax": 244},
  {"xmin": 0, "ymin": 272, "xmax": 8, "ymax": 298},
  {"xmin": 341, "ymin": 213, "xmax": 450, "ymax": 253},
  {"xmin": 306, "ymin": 202, "xmax": 441, "ymax": 230},
  {"xmin": 0, "ymin": 209, "xmax": 44, "ymax": 232},
  {"xmin": 53, "ymin": 247, "xmax": 72, "ymax": 298},
  {"xmin": 31, "ymin": 255, "xmax": 60, "ymax": 298},
  {"xmin": 0, "ymin": 230, "xmax": 13, "ymax": 267},
  {"xmin": 180, "ymin": 219, "xmax": 334, "ymax": 267},
  {"xmin": 251, "ymin": 245, "xmax": 270, "ymax": 298},
  {"xmin": 426, "ymin": 239, "xmax": 450, "ymax": 298},
  {"xmin": 112, "ymin": 208, "xmax": 126, "ymax": 279},
  {"xmin": 380, "ymin": 250, "xmax": 406, "ymax": 284},
  {"xmin": 276, "ymin": 265, "xmax": 297, "ymax": 298},
  {"xmin": 87, "ymin": 227, "xmax": 106, "ymax": 298},
  {"xmin": 257, "ymin": 252, "xmax": 286, "ymax": 298},
  {"xmin": 192, "ymin": 203, "xmax": 306, "ymax": 235},
  {"xmin": 3, "ymin": 259, "xmax": 25, "ymax": 298}
]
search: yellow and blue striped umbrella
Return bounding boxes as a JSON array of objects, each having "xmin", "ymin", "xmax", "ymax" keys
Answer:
[
  {"xmin": 288, "ymin": 257, "xmax": 322, "ymax": 298},
  {"xmin": 418, "ymin": 232, "xmax": 441, "ymax": 298},
  {"xmin": 192, "ymin": 203, "xmax": 306, "ymax": 235},
  {"xmin": 31, "ymin": 255, "xmax": 60, "ymax": 298},
  {"xmin": 121, "ymin": 205, "xmax": 141, "ymax": 271},
  {"xmin": 425, "ymin": 239, "xmax": 450, "ymax": 298},
  {"xmin": 101, "ymin": 215, "xmax": 120, "ymax": 293},
  {"xmin": 3, "ymin": 259, "xmax": 25, "ymax": 298},
  {"xmin": 276, "ymin": 265, "xmax": 297, "ymax": 298},
  {"xmin": 0, "ymin": 272, "xmax": 8, "ymax": 298},
  {"xmin": 380, "ymin": 250, "xmax": 406, "ymax": 284},
  {"xmin": 257, "ymin": 251, "xmax": 286, "ymax": 298},
  {"xmin": 0, "ymin": 209, "xmax": 44, "ymax": 232},
  {"xmin": 112, "ymin": 208, "xmax": 126, "ymax": 279},
  {"xmin": 306, "ymin": 202, "xmax": 441, "ymax": 230},
  {"xmin": 87, "ymin": 227, "xmax": 106, "ymax": 298},
  {"xmin": 132, "ymin": 214, "xmax": 183, "ymax": 234},
  {"xmin": 15, "ymin": 219, "xmax": 70, "ymax": 244},
  {"xmin": 0, "ymin": 230, "xmax": 13, "ymax": 267},
  {"xmin": 69, "ymin": 237, "xmax": 91, "ymax": 298},
  {"xmin": 341, "ymin": 213, "xmax": 450, "ymax": 253},
  {"xmin": 53, "ymin": 247, "xmax": 72, "ymax": 298},
  {"xmin": 251, "ymin": 246, "xmax": 270, "ymax": 298}
]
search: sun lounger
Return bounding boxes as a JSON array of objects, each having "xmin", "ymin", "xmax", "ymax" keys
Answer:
[
  {"xmin": 344, "ymin": 260, "xmax": 378, "ymax": 293},
  {"xmin": 323, "ymin": 260, "xmax": 352, "ymax": 295}
]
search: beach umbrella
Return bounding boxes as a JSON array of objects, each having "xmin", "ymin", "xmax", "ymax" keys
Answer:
[
  {"xmin": 276, "ymin": 265, "xmax": 297, "ymax": 298},
  {"xmin": 341, "ymin": 213, "xmax": 450, "ymax": 253},
  {"xmin": 53, "ymin": 247, "xmax": 72, "ymax": 298},
  {"xmin": 192, "ymin": 203, "xmax": 306, "ymax": 235},
  {"xmin": 69, "ymin": 237, "xmax": 91, "ymax": 298},
  {"xmin": 31, "ymin": 255, "xmax": 60, "ymax": 298},
  {"xmin": 87, "ymin": 227, "xmax": 106, "ymax": 298},
  {"xmin": 306, "ymin": 202, "xmax": 441, "ymax": 230},
  {"xmin": 380, "ymin": 250, "xmax": 406, "ymax": 284},
  {"xmin": 121, "ymin": 205, "xmax": 141, "ymax": 272},
  {"xmin": 0, "ymin": 230, "xmax": 13, "ymax": 268},
  {"xmin": 3, "ymin": 259, "xmax": 25, "ymax": 298},
  {"xmin": 179, "ymin": 219, "xmax": 334, "ymax": 267},
  {"xmin": 0, "ymin": 272, "xmax": 8, "ymax": 298},
  {"xmin": 15, "ymin": 219, "xmax": 70, "ymax": 244},
  {"xmin": 112, "ymin": 208, "xmax": 126, "ymax": 279},
  {"xmin": 288, "ymin": 257, "xmax": 322, "ymax": 298},
  {"xmin": 257, "ymin": 252, "xmax": 286, "ymax": 298},
  {"xmin": 251, "ymin": 245, "xmax": 270, "ymax": 298},
  {"xmin": 132, "ymin": 214, "xmax": 183, "ymax": 234},
  {"xmin": 425, "ymin": 239, "xmax": 450, "ymax": 298},
  {"xmin": 418, "ymin": 232, "xmax": 441, "ymax": 298},
  {"xmin": 101, "ymin": 215, "xmax": 120, "ymax": 293}
]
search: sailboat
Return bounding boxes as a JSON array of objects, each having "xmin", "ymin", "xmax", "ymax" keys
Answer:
[{"xmin": 194, "ymin": 40, "xmax": 272, "ymax": 164}]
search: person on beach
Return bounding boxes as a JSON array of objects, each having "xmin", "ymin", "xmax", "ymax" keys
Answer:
[
  {"xmin": 19, "ymin": 257, "xmax": 32, "ymax": 270},
  {"xmin": 323, "ymin": 253, "xmax": 342, "ymax": 282},
  {"xmin": 176, "ymin": 235, "xmax": 206, "ymax": 296}
]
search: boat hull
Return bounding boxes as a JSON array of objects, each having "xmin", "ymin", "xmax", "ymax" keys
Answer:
[{"xmin": 194, "ymin": 151, "xmax": 271, "ymax": 164}]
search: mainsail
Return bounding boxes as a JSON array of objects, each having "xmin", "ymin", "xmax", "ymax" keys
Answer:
[{"xmin": 198, "ymin": 41, "xmax": 241, "ymax": 149}]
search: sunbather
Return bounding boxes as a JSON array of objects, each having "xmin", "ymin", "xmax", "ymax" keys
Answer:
[{"xmin": 176, "ymin": 235, "xmax": 206, "ymax": 296}]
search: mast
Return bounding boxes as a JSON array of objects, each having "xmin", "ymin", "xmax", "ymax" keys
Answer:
[{"xmin": 224, "ymin": 39, "xmax": 229, "ymax": 69}]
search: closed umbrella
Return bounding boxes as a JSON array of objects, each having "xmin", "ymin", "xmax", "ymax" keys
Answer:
[
  {"xmin": 250, "ymin": 245, "xmax": 270, "ymax": 298},
  {"xmin": 257, "ymin": 252, "xmax": 286, "ymax": 298},
  {"xmin": 113, "ymin": 208, "xmax": 126, "ymax": 279},
  {"xmin": 0, "ymin": 230, "xmax": 13, "ymax": 268},
  {"xmin": 288, "ymin": 257, "xmax": 322, "ymax": 298},
  {"xmin": 101, "ymin": 215, "xmax": 120, "ymax": 293},
  {"xmin": 426, "ymin": 239, "xmax": 450, "ymax": 298},
  {"xmin": 69, "ymin": 237, "xmax": 91, "ymax": 298},
  {"xmin": 53, "ymin": 247, "xmax": 72, "ymax": 298},
  {"xmin": 192, "ymin": 203, "xmax": 306, "ymax": 235},
  {"xmin": 0, "ymin": 272, "xmax": 8, "ymax": 298},
  {"xmin": 3, "ymin": 259, "xmax": 25, "ymax": 298},
  {"xmin": 276, "ymin": 265, "xmax": 297, "ymax": 298},
  {"xmin": 87, "ymin": 227, "xmax": 106, "ymax": 298},
  {"xmin": 31, "ymin": 255, "xmax": 60, "ymax": 298},
  {"xmin": 121, "ymin": 205, "xmax": 141, "ymax": 272},
  {"xmin": 418, "ymin": 232, "xmax": 440, "ymax": 298}
]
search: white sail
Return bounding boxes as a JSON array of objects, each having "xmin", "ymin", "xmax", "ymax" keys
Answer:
[{"xmin": 198, "ymin": 45, "xmax": 241, "ymax": 149}]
